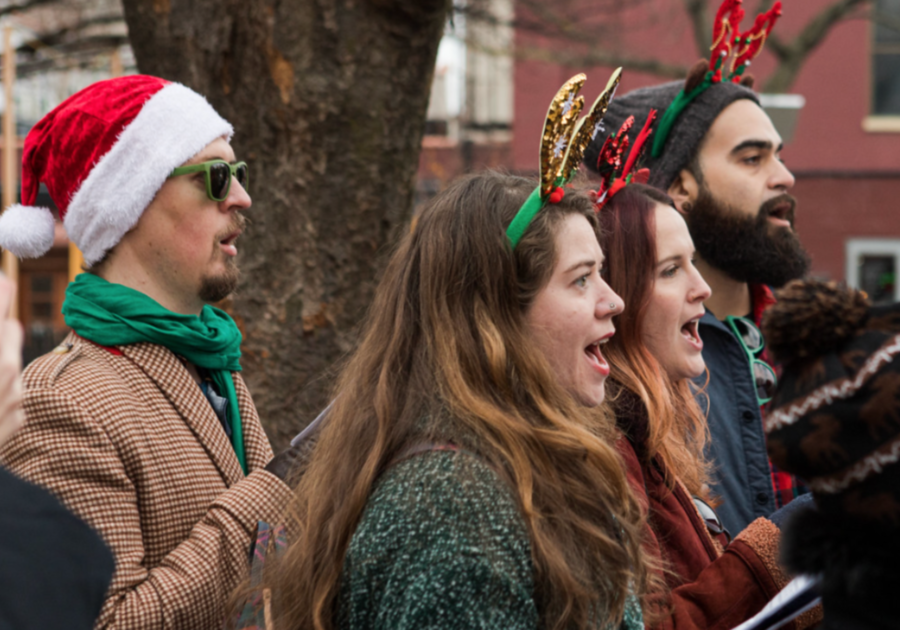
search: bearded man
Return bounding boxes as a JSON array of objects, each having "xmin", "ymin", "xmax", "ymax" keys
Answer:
[
  {"xmin": 586, "ymin": 60, "xmax": 811, "ymax": 534},
  {"xmin": 0, "ymin": 75, "xmax": 295, "ymax": 629}
]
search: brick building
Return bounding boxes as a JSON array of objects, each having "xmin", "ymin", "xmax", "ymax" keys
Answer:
[
  {"xmin": 7, "ymin": 1, "xmax": 900, "ymax": 360},
  {"xmin": 423, "ymin": 0, "xmax": 900, "ymax": 302}
]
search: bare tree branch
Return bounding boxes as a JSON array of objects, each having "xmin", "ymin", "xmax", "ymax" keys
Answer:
[
  {"xmin": 683, "ymin": 0, "xmax": 711, "ymax": 58},
  {"xmin": 0, "ymin": 0, "xmax": 55, "ymax": 18},
  {"xmin": 470, "ymin": 0, "xmax": 876, "ymax": 94},
  {"xmin": 764, "ymin": 0, "xmax": 870, "ymax": 92},
  {"xmin": 17, "ymin": 37, "xmax": 126, "ymax": 77},
  {"xmin": 515, "ymin": 43, "xmax": 688, "ymax": 78},
  {"xmin": 516, "ymin": 0, "xmax": 595, "ymax": 41},
  {"xmin": 11, "ymin": 7, "xmax": 127, "ymax": 78},
  {"xmin": 506, "ymin": 0, "xmax": 687, "ymax": 76},
  {"xmin": 366, "ymin": 0, "xmax": 450, "ymax": 26},
  {"xmin": 19, "ymin": 12, "xmax": 123, "ymax": 49},
  {"xmin": 510, "ymin": 0, "xmax": 664, "ymax": 44},
  {"xmin": 765, "ymin": 33, "xmax": 790, "ymax": 60},
  {"xmin": 452, "ymin": 2, "xmax": 503, "ymax": 27},
  {"xmin": 457, "ymin": 0, "xmax": 879, "ymax": 95},
  {"xmin": 873, "ymin": 9, "xmax": 900, "ymax": 34}
]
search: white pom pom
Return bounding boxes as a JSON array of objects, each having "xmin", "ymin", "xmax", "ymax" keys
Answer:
[{"xmin": 0, "ymin": 204, "xmax": 56, "ymax": 258}]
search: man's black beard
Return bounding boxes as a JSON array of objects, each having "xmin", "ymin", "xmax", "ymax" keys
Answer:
[
  {"xmin": 199, "ymin": 258, "xmax": 239, "ymax": 303},
  {"xmin": 684, "ymin": 186, "xmax": 810, "ymax": 288}
]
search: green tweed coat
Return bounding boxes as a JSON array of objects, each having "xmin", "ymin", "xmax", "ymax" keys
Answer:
[{"xmin": 337, "ymin": 448, "xmax": 643, "ymax": 630}]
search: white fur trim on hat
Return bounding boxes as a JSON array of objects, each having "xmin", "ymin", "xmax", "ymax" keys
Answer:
[
  {"xmin": 0, "ymin": 204, "xmax": 56, "ymax": 258},
  {"xmin": 64, "ymin": 82, "xmax": 234, "ymax": 266}
]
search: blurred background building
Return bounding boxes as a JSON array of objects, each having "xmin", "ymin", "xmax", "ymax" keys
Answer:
[
  {"xmin": 1, "ymin": 0, "xmax": 900, "ymax": 361},
  {"xmin": 425, "ymin": 0, "xmax": 900, "ymax": 304},
  {"xmin": 508, "ymin": 1, "xmax": 900, "ymax": 304},
  {"xmin": 0, "ymin": 0, "xmax": 130, "ymax": 362}
]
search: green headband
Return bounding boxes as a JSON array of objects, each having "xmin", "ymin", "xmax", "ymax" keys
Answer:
[
  {"xmin": 651, "ymin": 0, "xmax": 782, "ymax": 158},
  {"xmin": 506, "ymin": 68, "xmax": 622, "ymax": 249}
]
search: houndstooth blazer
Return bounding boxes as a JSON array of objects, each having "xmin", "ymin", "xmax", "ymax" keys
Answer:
[{"xmin": 1, "ymin": 331, "xmax": 293, "ymax": 629}]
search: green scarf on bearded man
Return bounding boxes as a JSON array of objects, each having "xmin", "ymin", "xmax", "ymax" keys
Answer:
[{"xmin": 62, "ymin": 272, "xmax": 247, "ymax": 474}]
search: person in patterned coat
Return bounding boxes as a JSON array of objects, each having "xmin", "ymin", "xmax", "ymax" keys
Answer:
[
  {"xmin": 0, "ymin": 76, "xmax": 293, "ymax": 629},
  {"xmin": 762, "ymin": 279, "xmax": 900, "ymax": 629}
]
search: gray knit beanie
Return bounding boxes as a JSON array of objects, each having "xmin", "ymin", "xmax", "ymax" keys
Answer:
[{"xmin": 584, "ymin": 78, "xmax": 758, "ymax": 191}]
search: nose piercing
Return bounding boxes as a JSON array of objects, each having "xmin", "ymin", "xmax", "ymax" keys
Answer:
[{"xmin": 609, "ymin": 303, "xmax": 617, "ymax": 311}]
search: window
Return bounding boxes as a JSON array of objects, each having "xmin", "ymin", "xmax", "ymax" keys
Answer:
[
  {"xmin": 858, "ymin": 255, "xmax": 894, "ymax": 303},
  {"xmin": 846, "ymin": 238, "xmax": 900, "ymax": 305},
  {"xmin": 873, "ymin": 0, "xmax": 900, "ymax": 115}
]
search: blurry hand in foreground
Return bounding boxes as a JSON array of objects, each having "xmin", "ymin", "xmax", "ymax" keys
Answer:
[{"xmin": 0, "ymin": 276, "xmax": 23, "ymax": 447}]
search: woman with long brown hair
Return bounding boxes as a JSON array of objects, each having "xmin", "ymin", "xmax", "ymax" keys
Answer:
[
  {"xmin": 597, "ymin": 182, "xmax": 815, "ymax": 629},
  {"xmin": 257, "ymin": 172, "xmax": 650, "ymax": 629}
]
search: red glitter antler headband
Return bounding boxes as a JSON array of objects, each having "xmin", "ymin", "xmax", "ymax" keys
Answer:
[
  {"xmin": 652, "ymin": 0, "xmax": 782, "ymax": 158},
  {"xmin": 594, "ymin": 110, "xmax": 657, "ymax": 211},
  {"xmin": 710, "ymin": 0, "xmax": 781, "ymax": 82}
]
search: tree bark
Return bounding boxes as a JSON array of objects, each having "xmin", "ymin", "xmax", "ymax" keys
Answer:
[{"xmin": 121, "ymin": 0, "xmax": 450, "ymax": 449}]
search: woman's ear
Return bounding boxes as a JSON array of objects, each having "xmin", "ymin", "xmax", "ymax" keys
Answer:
[{"xmin": 668, "ymin": 169, "xmax": 699, "ymax": 214}]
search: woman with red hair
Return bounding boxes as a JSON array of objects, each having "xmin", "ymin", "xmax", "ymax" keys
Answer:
[{"xmin": 597, "ymin": 183, "xmax": 816, "ymax": 630}]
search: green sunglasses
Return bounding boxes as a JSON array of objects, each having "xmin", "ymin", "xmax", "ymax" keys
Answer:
[
  {"xmin": 169, "ymin": 159, "xmax": 249, "ymax": 202},
  {"xmin": 725, "ymin": 315, "xmax": 778, "ymax": 406}
]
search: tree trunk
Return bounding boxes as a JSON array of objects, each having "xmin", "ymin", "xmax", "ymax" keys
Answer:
[{"xmin": 121, "ymin": 0, "xmax": 449, "ymax": 449}]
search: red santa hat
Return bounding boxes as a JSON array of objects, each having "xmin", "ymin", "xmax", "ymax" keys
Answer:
[{"xmin": 0, "ymin": 74, "xmax": 233, "ymax": 265}]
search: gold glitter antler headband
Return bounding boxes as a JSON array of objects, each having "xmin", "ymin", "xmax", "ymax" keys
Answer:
[{"xmin": 506, "ymin": 68, "xmax": 623, "ymax": 249}]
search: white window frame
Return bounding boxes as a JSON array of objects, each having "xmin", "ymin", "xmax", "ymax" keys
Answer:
[
  {"xmin": 846, "ymin": 238, "xmax": 900, "ymax": 301},
  {"xmin": 870, "ymin": 0, "xmax": 900, "ymax": 119}
]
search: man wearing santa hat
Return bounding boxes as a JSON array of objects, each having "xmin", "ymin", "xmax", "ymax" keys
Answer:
[{"xmin": 0, "ymin": 75, "xmax": 294, "ymax": 629}]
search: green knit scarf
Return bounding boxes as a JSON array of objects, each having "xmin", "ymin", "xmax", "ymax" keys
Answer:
[{"xmin": 62, "ymin": 273, "xmax": 247, "ymax": 474}]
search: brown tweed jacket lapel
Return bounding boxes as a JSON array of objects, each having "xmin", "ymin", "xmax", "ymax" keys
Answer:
[
  {"xmin": 120, "ymin": 342, "xmax": 244, "ymax": 485},
  {"xmin": 233, "ymin": 374, "xmax": 273, "ymax": 470}
]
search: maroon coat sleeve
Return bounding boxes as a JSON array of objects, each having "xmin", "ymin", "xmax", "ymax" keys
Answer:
[
  {"xmin": 661, "ymin": 519, "xmax": 792, "ymax": 630},
  {"xmin": 615, "ymin": 437, "xmax": 815, "ymax": 630}
]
